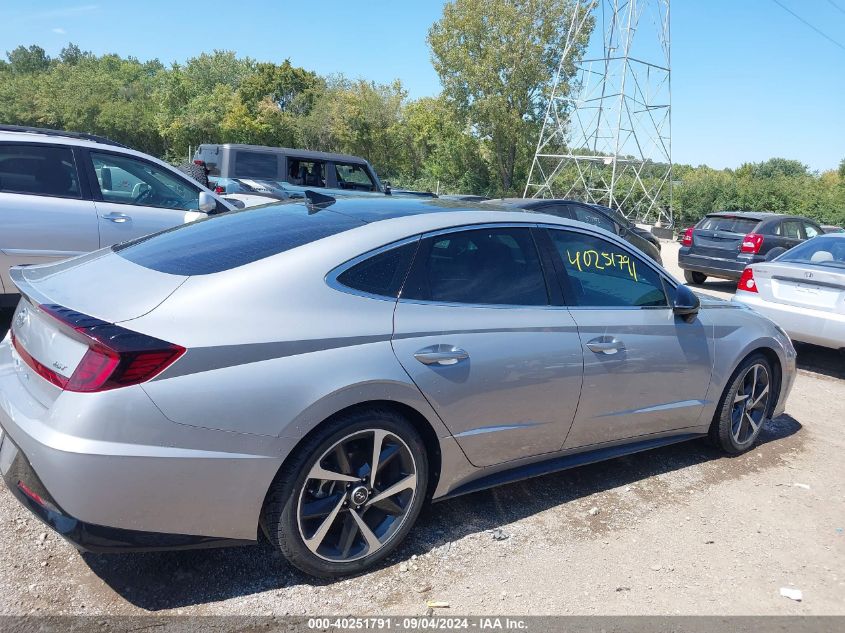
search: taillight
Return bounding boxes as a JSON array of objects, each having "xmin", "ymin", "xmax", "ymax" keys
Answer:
[
  {"xmin": 214, "ymin": 185, "xmax": 225, "ymax": 194},
  {"xmin": 738, "ymin": 267, "xmax": 758, "ymax": 293},
  {"xmin": 741, "ymin": 233, "xmax": 764, "ymax": 254},
  {"xmin": 193, "ymin": 159, "xmax": 206, "ymax": 166},
  {"xmin": 14, "ymin": 304, "xmax": 184, "ymax": 393},
  {"xmin": 681, "ymin": 227, "xmax": 693, "ymax": 247}
]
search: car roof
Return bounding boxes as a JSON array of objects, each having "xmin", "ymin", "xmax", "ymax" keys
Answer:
[
  {"xmin": 197, "ymin": 143, "xmax": 371, "ymax": 165},
  {"xmin": 705, "ymin": 211, "xmax": 782, "ymax": 220}
]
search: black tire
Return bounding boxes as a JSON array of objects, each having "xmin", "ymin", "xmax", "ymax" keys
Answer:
[
  {"xmin": 177, "ymin": 162, "xmax": 210, "ymax": 188},
  {"xmin": 261, "ymin": 408, "xmax": 428, "ymax": 578},
  {"xmin": 684, "ymin": 270, "xmax": 707, "ymax": 285},
  {"xmin": 709, "ymin": 353, "xmax": 774, "ymax": 454}
]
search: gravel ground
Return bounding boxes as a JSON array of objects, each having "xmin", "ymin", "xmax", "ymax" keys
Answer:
[{"xmin": 0, "ymin": 241, "xmax": 843, "ymax": 615}]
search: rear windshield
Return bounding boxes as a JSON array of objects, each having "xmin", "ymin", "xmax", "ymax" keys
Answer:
[
  {"xmin": 697, "ymin": 216, "xmax": 760, "ymax": 233},
  {"xmin": 113, "ymin": 204, "xmax": 363, "ymax": 275},
  {"xmin": 777, "ymin": 236, "xmax": 845, "ymax": 269}
]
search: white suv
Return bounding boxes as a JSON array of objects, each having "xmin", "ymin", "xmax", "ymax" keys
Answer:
[{"xmin": 0, "ymin": 126, "xmax": 232, "ymax": 306}]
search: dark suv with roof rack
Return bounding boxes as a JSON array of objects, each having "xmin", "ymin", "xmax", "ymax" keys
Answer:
[{"xmin": 678, "ymin": 211, "xmax": 824, "ymax": 285}]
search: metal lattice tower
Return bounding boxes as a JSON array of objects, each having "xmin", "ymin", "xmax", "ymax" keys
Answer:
[{"xmin": 524, "ymin": 0, "xmax": 672, "ymax": 226}]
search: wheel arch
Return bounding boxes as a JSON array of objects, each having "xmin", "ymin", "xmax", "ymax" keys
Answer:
[{"xmin": 715, "ymin": 344, "xmax": 784, "ymax": 423}]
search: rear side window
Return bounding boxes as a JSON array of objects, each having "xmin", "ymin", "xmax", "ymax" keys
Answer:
[
  {"xmin": 336, "ymin": 241, "xmax": 418, "ymax": 298},
  {"xmin": 234, "ymin": 152, "xmax": 278, "ymax": 179},
  {"xmin": 698, "ymin": 216, "xmax": 759, "ymax": 234},
  {"xmin": 774, "ymin": 220, "xmax": 802, "ymax": 239},
  {"xmin": 0, "ymin": 144, "xmax": 81, "ymax": 198},
  {"xmin": 114, "ymin": 205, "xmax": 363, "ymax": 275},
  {"xmin": 402, "ymin": 227, "xmax": 549, "ymax": 306}
]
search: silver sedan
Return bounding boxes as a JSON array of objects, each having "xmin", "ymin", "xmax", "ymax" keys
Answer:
[
  {"xmin": 0, "ymin": 197, "xmax": 796, "ymax": 577},
  {"xmin": 733, "ymin": 233, "xmax": 845, "ymax": 350}
]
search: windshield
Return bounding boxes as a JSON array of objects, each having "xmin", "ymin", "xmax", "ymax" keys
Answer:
[{"xmin": 777, "ymin": 236, "xmax": 845, "ymax": 269}]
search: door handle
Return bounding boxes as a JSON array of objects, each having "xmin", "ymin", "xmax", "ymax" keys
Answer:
[
  {"xmin": 414, "ymin": 345, "xmax": 469, "ymax": 366},
  {"xmin": 586, "ymin": 337, "xmax": 624, "ymax": 355},
  {"xmin": 103, "ymin": 212, "xmax": 131, "ymax": 223}
]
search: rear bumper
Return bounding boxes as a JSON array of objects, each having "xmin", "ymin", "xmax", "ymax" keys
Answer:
[
  {"xmin": 0, "ymin": 434, "xmax": 252, "ymax": 553},
  {"xmin": 0, "ymin": 337, "xmax": 284, "ymax": 542},
  {"xmin": 733, "ymin": 292, "xmax": 845, "ymax": 350},
  {"xmin": 678, "ymin": 250, "xmax": 758, "ymax": 280}
]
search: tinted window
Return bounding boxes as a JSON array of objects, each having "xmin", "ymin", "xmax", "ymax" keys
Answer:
[
  {"xmin": 549, "ymin": 230, "xmax": 668, "ymax": 307},
  {"xmin": 234, "ymin": 151, "xmax": 278, "ymax": 179},
  {"xmin": 570, "ymin": 204, "xmax": 616, "ymax": 233},
  {"xmin": 698, "ymin": 216, "xmax": 759, "ymax": 233},
  {"xmin": 0, "ymin": 144, "xmax": 81, "ymax": 198},
  {"xmin": 402, "ymin": 227, "xmax": 548, "ymax": 306},
  {"xmin": 114, "ymin": 205, "xmax": 362, "ymax": 275},
  {"xmin": 336, "ymin": 241, "xmax": 418, "ymax": 298},
  {"xmin": 92, "ymin": 152, "xmax": 200, "ymax": 210}
]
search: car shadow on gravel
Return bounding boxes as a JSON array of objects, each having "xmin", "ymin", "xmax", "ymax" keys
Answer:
[
  {"xmin": 81, "ymin": 414, "xmax": 802, "ymax": 611},
  {"xmin": 794, "ymin": 343, "xmax": 845, "ymax": 380}
]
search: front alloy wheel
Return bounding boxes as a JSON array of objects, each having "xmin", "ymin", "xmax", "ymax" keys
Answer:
[
  {"xmin": 711, "ymin": 354, "xmax": 773, "ymax": 453},
  {"xmin": 262, "ymin": 409, "xmax": 428, "ymax": 577}
]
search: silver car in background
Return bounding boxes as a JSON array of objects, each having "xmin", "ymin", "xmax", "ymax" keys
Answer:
[
  {"xmin": 733, "ymin": 233, "xmax": 845, "ymax": 350},
  {"xmin": 0, "ymin": 125, "xmax": 231, "ymax": 306},
  {"xmin": 0, "ymin": 197, "xmax": 796, "ymax": 577}
]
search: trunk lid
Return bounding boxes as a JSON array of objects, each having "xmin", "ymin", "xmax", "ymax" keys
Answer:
[
  {"xmin": 752, "ymin": 262, "xmax": 845, "ymax": 312},
  {"xmin": 691, "ymin": 215, "xmax": 761, "ymax": 256},
  {"xmin": 7, "ymin": 250, "xmax": 187, "ymax": 406}
]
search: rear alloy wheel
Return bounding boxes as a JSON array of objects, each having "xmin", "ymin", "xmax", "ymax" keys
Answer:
[
  {"xmin": 684, "ymin": 270, "xmax": 707, "ymax": 285},
  {"xmin": 262, "ymin": 409, "xmax": 427, "ymax": 577},
  {"xmin": 710, "ymin": 354, "xmax": 773, "ymax": 454}
]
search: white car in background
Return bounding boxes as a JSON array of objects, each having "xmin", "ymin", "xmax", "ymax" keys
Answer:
[
  {"xmin": 0, "ymin": 125, "xmax": 232, "ymax": 307},
  {"xmin": 733, "ymin": 233, "xmax": 845, "ymax": 350}
]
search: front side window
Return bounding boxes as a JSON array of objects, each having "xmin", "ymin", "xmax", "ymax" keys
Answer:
[
  {"xmin": 287, "ymin": 158, "xmax": 326, "ymax": 188},
  {"xmin": 548, "ymin": 229, "xmax": 668, "ymax": 307},
  {"xmin": 402, "ymin": 227, "xmax": 548, "ymax": 306},
  {"xmin": 0, "ymin": 144, "xmax": 81, "ymax": 198},
  {"xmin": 335, "ymin": 162, "xmax": 376, "ymax": 191},
  {"xmin": 336, "ymin": 241, "xmax": 418, "ymax": 298},
  {"xmin": 570, "ymin": 205, "xmax": 616, "ymax": 233},
  {"xmin": 91, "ymin": 152, "xmax": 200, "ymax": 210},
  {"xmin": 803, "ymin": 222, "xmax": 821, "ymax": 239}
]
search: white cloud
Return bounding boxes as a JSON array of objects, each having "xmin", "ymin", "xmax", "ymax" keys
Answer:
[{"xmin": 52, "ymin": 27, "xmax": 67, "ymax": 34}]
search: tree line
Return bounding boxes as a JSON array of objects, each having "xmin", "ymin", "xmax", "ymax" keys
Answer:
[{"xmin": 0, "ymin": 0, "xmax": 842, "ymax": 226}]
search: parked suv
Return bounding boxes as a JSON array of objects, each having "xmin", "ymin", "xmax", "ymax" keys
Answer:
[
  {"xmin": 193, "ymin": 144, "xmax": 385, "ymax": 195},
  {"xmin": 678, "ymin": 211, "xmax": 823, "ymax": 285},
  {"xmin": 0, "ymin": 126, "xmax": 232, "ymax": 306},
  {"xmin": 498, "ymin": 198, "xmax": 663, "ymax": 264}
]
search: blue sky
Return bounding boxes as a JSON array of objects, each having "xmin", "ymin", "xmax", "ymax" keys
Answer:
[{"xmin": 2, "ymin": 0, "xmax": 844, "ymax": 171}]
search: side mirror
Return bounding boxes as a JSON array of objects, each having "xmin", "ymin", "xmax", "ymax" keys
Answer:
[
  {"xmin": 673, "ymin": 284, "xmax": 700, "ymax": 321},
  {"xmin": 198, "ymin": 191, "xmax": 216, "ymax": 213}
]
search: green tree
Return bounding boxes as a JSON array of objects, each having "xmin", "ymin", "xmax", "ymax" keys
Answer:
[
  {"xmin": 428, "ymin": 0, "xmax": 593, "ymax": 194},
  {"xmin": 6, "ymin": 45, "xmax": 51, "ymax": 74}
]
